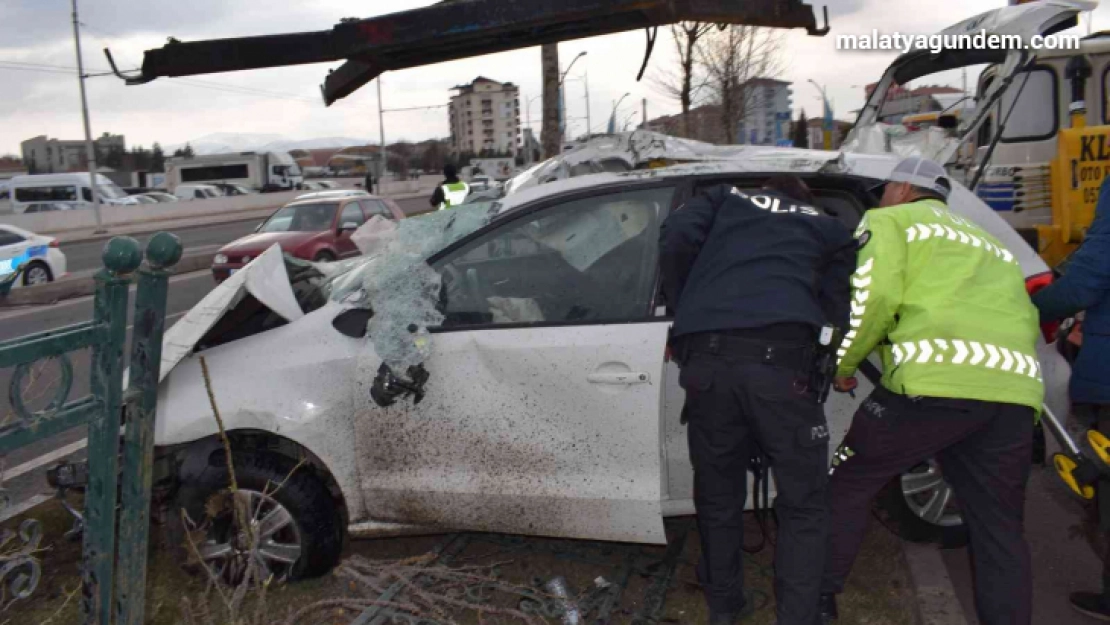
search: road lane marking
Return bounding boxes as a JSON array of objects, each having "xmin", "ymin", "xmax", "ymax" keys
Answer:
[
  {"xmin": 3, "ymin": 439, "xmax": 88, "ymax": 483},
  {"xmin": 0, "ymin": 494, "xmax": 53, "ymax": 524}
]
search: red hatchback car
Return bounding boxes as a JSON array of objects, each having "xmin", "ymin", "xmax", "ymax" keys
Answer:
[{"xmin": 212, "ymin": 195, "xmax": 405, "ymax": 282}]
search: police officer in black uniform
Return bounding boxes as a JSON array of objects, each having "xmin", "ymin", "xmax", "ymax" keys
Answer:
[{"xmin": 659, "ymin": 178, "xmax": 855, "ymax": 625}]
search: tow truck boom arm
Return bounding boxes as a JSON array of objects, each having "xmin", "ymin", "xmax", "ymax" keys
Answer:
[{"xmin": 123, "ymin": 0, "xmax": 828, "ymax": 105}]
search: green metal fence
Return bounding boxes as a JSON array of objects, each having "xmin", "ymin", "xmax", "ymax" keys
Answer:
[{"xmin": 0, "ymin": 233, "xmax": 182, "ymax": 624}]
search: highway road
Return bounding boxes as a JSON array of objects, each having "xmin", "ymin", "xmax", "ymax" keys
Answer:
[
  {"xmin": 59, "ymin": 195, "xmax": 431, "ymax": 273},
  {"xmin": 0, "ymin": 193, "xmax": 432, "ymax": 519}
]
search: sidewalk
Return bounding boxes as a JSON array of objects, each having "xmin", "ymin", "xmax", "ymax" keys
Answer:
[{"xmin": 942, "ymin": 465, "xmax": 1103, "ymax": 624}]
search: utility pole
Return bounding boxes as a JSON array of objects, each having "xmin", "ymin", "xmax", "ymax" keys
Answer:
[
  {"xmin": 541, "ymin": 44, "xmax": 561, "ymax": 158},
  {"xmin": 72, "ymin": 0, "xmax": 104, "ymax": 232},
  {"xmin": 377, "ymin": 77, "xmax": 386, "ymax": 194}
]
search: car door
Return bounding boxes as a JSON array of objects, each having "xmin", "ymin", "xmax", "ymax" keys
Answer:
[
  {"xmin": 0, "ymin": 228, "xmax": 29, "ymax": 277},
  {"xmin": 360, "ymin": 199, "xmax": 397, "ymax": 221},
  {"xmin": 335, "ymin": 201, "xmax": 367, "ymax": 258},
  {"xmin": 354, "ymin": 185, "xmax": 676, "ymax": 544}
]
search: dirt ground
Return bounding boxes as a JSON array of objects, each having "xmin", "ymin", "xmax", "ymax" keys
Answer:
[{"xmin": 1, "ymin": 499, "xmax": 917, "ymax": 625}]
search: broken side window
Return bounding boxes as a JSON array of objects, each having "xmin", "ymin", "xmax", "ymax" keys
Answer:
[{"xmin": 435, "ymin": 186, "xmax": 674, "ymax": 328}]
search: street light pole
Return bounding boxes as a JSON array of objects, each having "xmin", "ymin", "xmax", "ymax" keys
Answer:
[
  {"xmin": 525, "ymin": 94, "xmax": 541, "ymax": 166},
  {"xmin": 559, "ymin": 52, "xmax": 587, "ymax": 142},
  {"xmin": 72, "ymin": 0, "xmax": 103, "ymax": 232},
  {"xmin": 808, "ymin": 79, "xmax": 833, "ymax": 150},
  {"xmin": 377, "ymin": 77, "xmax": 386, "ymax": 194},
  {"xmin": 610, "ymin": 92, "xmax": 631, "ymax": 132},
  {"xmin": 584, "ymin": 71, "xmax": 592, "ymax": 141}
]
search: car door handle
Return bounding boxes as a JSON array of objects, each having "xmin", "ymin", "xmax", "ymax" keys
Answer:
[{"xmin": 587, "ymin": 372, "xmax": 650, "ymax": 385}]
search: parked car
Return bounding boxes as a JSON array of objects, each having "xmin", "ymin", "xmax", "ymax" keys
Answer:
[
  {"xmin": 8, "ymin": 173, "xmax": 135, "ymax": 213},
  {"xmin": 210, "ymin": 195, "xmax": 405, "ymax": 282},
  {"xmin": 316, "ymin": 180, "xmax": 341, "ymax": 189},
  {"xmin": 152, "ymin": 134, "xmax": 1071, "ymax": 580},
  {"xmin": 21, "ymin": 202, "xmax": 74, "ymax": 213},
  {"xmin": 212, "ymin": 183, "xmax": 256, "ymax": 196},
  {"xmin": 130, "ymin": 195, "xmax": 160, "ymax": 205},
  {"xmin": 300, "ymin": 181, "xmax": 326, "ymax": 191},
  {"xmin": 139, "ymin": 192, "xmax": 179, "ymax": 203},
  {"xmin": 174, "ymin": 184, "xmax": 223, "ymax": 201},
  {"xmin": 0, "ymin": 224, "xmax": 67, "ymax": 287},
  {"xmin": 294, "ymin": 190, "xmax": 370, "ymax": 201}
]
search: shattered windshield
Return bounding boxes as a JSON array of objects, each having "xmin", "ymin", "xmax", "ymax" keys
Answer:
[{"xmin": 322, "ymin": 203, "xmax": 500, "ymax": 369}]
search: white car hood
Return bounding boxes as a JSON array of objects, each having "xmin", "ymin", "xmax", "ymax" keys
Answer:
[
  {"xmin": 844, "ymin": 0, "xmax": 1096, "ymax": 161},
  {"xmin": 159, "ymin": 244, "xmax": 303, "ymax": 382}
]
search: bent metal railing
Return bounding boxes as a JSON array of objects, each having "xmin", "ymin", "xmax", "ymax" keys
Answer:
[{"xmin": 0, "ymin": 233, "xmax": 181, "ymax": 624}]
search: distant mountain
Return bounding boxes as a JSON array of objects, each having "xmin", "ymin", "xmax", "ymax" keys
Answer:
[{"xmin": 165, "ymin": 133, "xmax": 370, "ymax": 156}]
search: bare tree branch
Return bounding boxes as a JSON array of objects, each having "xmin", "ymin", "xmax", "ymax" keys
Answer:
[
  {"xmin": 649, "ymin": 22, "xmax": 712, "ymax": 138},
  {"xmin": 697, "ymin": 25, "xmax": 785, "ymax": 144}
]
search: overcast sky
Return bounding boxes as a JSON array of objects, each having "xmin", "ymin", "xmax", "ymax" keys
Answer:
[{"xmin": 1, "ymin": 0, "xmax": 1106, "ymax": 155}]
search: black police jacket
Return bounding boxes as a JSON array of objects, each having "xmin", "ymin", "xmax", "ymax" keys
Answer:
[{"xmin": 659, "ymin": 184, "xmax": 855, "ymax": 340}]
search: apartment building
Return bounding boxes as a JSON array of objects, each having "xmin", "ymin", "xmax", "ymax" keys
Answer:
[{"xmin": 449, "ymin": 77, "xmax": 521, "ymax": 155}]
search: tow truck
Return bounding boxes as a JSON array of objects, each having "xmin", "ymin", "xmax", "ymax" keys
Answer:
[
  {"xmin": 846, "ymin": 0, "xmax": 1105, "ymax": 269},
  {"xmin": 106, "ymin": 0, "xmax": 829, "ymax": 105}
]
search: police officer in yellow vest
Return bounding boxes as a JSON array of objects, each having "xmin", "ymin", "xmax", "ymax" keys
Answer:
[
  {"xmin": 430, "ymin": 164, "xmax": 470, "ymax": 211},
  {"xmin": 820, "ymin": 157, "xmax": 1043, "ymax": 625}
]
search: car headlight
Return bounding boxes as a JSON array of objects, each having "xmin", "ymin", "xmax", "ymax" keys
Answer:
[
  {"xmin": 242, "ymin": 256, "xmax": 252, "ymax": 264},
  {"xmin": 214, "ymin": 254, "xmax": 229, "ymax": 265}
]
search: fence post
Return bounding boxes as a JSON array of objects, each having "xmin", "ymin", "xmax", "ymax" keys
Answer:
[
  {"xmin": 116, "ymin": 233, "xmax": 182, "ymax": 625},
  {"xmin": 82, "ymin": 237, "xmax": 142, "ymax": 625}
]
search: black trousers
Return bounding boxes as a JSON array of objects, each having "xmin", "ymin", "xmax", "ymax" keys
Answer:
[
  {"xmin": 822, "ymin": 385, "xmax": 1034, "ymax": 625},
  {"xmin": 680, "ymin": 350, "xmax": 830, "ymax": 625}
]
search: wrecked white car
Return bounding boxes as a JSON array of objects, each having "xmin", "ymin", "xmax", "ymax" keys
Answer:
[{"xmin": 151, "ymin": 134, "xmax": 1070, "ymax": 579}]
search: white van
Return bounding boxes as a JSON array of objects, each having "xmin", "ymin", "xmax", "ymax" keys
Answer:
[
  {"xmin": 173, "ymin": 183, "xmax": 223, "ymax": 201},
  {"xmin": 8, "ymin": 173, "xmax": 133, "ymax": 214}
]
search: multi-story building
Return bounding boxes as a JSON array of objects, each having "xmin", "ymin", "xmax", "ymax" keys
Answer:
[
  {"xmin": 20, "ymin": 133, "xmax": 126, "ymax": 174},
  {"xmin": 737, "ymin": 78, "xmax": 793, "ymax": 146},
  {"xmin": 448, "ymin": 77, "xmax": 521, "ymax": 155}
]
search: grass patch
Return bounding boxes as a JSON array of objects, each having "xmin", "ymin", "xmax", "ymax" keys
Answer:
[{"xmin": 2, "ymin": 503, "xmax": 915, "ymax": 624}]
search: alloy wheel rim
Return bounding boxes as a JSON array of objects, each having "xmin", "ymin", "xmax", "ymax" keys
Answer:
[
  {"xmin": 196, "ymin": 489, "xmax": 302, "ymax": 582},
  {"xmin": 900, "ymin": 461, "xmax": 964, "ymax": 527},
  {"xmin": 26, "ymin": 267, "xmax": 48, "ymax": 285}
]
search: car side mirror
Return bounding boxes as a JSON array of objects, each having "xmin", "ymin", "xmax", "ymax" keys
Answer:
[{"xmin": 332, "ymin": 308, "xmax": 374, "ymax": 338}]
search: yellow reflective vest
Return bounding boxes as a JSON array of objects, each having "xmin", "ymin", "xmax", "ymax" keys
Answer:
[
  {"xmin": 837, "ymin": 199, "xmax": 1044, "ymax": 413},
  {"xmin": 437, "ymin": 181, "xmax": 470, "ymax": 210}
]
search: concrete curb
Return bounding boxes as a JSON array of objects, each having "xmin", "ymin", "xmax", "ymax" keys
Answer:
[
  {"xmin": 902, "ymin": 541, "xmax": 970, "ymax": 625},
  {"xmin": 0, "ymin": 253, "xmax": 212, "ymax": 308}
]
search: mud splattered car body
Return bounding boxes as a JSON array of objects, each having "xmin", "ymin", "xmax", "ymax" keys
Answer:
[{"xmin": 152, "ymin": 134, "xmax": 1071, "ymax": 576}]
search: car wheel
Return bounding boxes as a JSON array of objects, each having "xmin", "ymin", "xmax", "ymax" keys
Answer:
[
  {"xmin": 165, "ymin": 451, "xmax": 343, "ymax": 581},
  {"xmin": 22, "ymin": 261, "xmax": 52, "ymax": 286},
  {"xmin": 875, "ymin": 459, "xmax": 969, "ymax": 548},
  {"xmin": 313, "ymin": 251, "xmax": 336, "ymax": 263}
]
